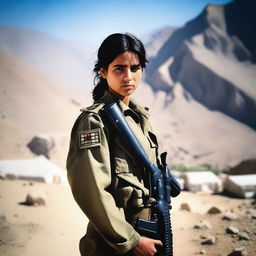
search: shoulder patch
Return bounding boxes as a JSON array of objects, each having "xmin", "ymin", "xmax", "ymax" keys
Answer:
[{"xmin": 79, "ymin": 128, "xmax": 101, "ymax": 149}]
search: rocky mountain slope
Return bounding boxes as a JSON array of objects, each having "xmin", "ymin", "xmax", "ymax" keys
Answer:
[
  {"xmin": 145, "ymin": 0, "xmax": 256, "ymax": 130},
  {"xmin": 143, "ymin": 26, "xmax": 177, "ymax": 58}
]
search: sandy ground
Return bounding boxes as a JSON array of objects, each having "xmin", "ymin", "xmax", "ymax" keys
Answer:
[{"xmin": 0, "ymin": 179, "xmax": 255, "ymax": 256}]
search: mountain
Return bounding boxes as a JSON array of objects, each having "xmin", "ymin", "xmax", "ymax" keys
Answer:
[
  {"xmin": 143, "ymin": 26, "xmax": 177, "ymax": 58},
  {"xmin": 133, "ymin": 81, "xmax": 256, "ymax": 169},
  {"xmin": 135, "ymin": 0, "xmax": 256, "ymax": 168},
  {"xmin": 145, "ymin": 0, "xmax": 256, "ymax": 130},
  {"xmin": 0, "ymin": 26, "xmax": 94, "ymax": 92}
]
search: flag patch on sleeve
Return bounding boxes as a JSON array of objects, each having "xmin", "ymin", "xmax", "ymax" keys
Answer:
[{"xmin": 79, "ymin": 128, "xmax": 101, "ymax": 149}]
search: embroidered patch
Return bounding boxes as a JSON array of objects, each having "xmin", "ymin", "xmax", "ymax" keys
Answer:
[{"xmin": 79, "ymin": 128, "xmax": 101, "ymax": 149}]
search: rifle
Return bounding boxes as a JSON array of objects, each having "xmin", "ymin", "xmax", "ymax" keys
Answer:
[{"xmin": 104, "ymin": 102, "xmax": 181, "ymax": 256}]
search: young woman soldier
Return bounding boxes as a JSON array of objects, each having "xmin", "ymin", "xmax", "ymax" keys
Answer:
[{"xmin": 67, "ymin": 33, "xmax": 163, "ymax": 256}]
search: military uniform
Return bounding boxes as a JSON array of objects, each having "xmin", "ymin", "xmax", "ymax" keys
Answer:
[{"xmin": 66, "ymin": 91, "xmax": 159, "ymax": 255}]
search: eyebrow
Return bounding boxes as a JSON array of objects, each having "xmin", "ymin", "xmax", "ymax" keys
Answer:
[{"xmin": 113, "ymin": 64, "xmax": 141, "ymax": 68}]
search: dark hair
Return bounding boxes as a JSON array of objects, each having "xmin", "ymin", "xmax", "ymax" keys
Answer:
[{"xmin": 92, "ymin": 33, "xmax": 148, "ymax": 101}]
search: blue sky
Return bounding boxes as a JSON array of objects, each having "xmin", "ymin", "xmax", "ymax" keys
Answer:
[{"xmin": 0, "ymin": 0, "xmax": 233, "ymax": 45}]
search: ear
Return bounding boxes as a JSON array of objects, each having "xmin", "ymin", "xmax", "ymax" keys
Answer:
[{"xmin": 100, "ymin": 67, "xmax": 107, "ymax": 79}]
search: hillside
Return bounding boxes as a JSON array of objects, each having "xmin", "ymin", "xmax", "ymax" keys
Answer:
[
  {"xmin": 134, "ymin": 82, "xmax": 256, "ymax": 169},
  {"xmin": 0, "ymin": 50, "xmax": 91, "ymax": 167},
  {"xmin": 0, "ymin": 26, "xmax": 94, "ymax": 92}
]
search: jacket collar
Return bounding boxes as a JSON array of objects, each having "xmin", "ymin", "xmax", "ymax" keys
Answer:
[{"xmin": 97, "ymin": 90, "xmax": 150, "ymax": 123}]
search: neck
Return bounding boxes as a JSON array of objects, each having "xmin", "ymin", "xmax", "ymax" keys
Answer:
[
  {"xmin": 108, "ymin": 88, "xmax": 130, "ymax": 106},
  {"xmin": 121, "ymin": 96, "xmax": 130, "ymax": 106}
]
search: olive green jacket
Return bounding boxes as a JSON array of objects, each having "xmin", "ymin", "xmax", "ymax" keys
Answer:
[{"xmin": 66, "ymin": 91, "xmax": 159, "ymax": 255}]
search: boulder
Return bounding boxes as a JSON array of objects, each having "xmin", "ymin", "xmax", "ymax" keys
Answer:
[
  {"xmin": 238, "ymin": 232, "xmax": 250, "ymax": 241},
  {"xmin": 224, "ymin": 174, "xmax": 256, "ymax": 198},
  {"xmin": 207, "ymin": 206, "xmax": 222, "ymax": 214},
  {"xmin": 180, "ymin": 203, "xmax": 191, "ymax": 212},
  {"xmin": 184, "ymin": 171, "xmax": 222, "ymax": 193},
  {"xmin": 229, "ymin": 159, "xmax": 256, "ymax": 175},
  {"xmin": 199, "ymin": 249, "xmax": 206, "ymax": 254},
  {"xmin": 200, "ymin": 234, "xmax": 216, "ymax": 245},
  {"xmin": 27, "ymin": 136, "xmax": 55, "ymax": 159},
  {"xmin": 227, "ymin": 247, "xmax": 247, "ymax": 256},
  {"xmin": 25, "ymin": 190, "xmax": 46, "ymax": 206},
  {"xmin": 226, "ymin": 225, "xmax": 239, "ymax": 234},
  {"xmin": 222, "ymin": 212, "xmax": 238, "ymax": 221},
  {"xmin": 194, "ymin": 220, "xmax": 212, "ymax": 229},
  {"xmin": 0, "ymin": 172, "xmax": 5, "ymax": 180}
]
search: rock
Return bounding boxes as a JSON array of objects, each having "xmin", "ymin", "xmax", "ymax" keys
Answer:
[
  {"xmin": 207, "ymin": 206, "xmax": 222, "ymax": 214},
  {"xmin": 245, "ymin": 208, "xmax": 256, "ymax": 215},
  {"xmin": 6, "ymin": 174, "xmax": 16, "ymax": 180},
  {"xmin": 227, "ymin": 247, "xmax": 247, "ymax": 256},
  {"xmin": 0, "ymin": 215, "xmax": 7, "ymax": 223},
  {"xmin": 200, "ymin": 234, "xmax": 216, "ymax": 245},
  {"xmin": 245, "ymin": 208, "xmax": 256, "ymax": 219},
  {"xmin": 27, "ymin": 136, "xmax": 55, "ymax": 159},
  {"xmin": 222, "ymin": 212, "xmax": 238, "ymax": 221},
  {"xmin": 229, "ymin": 159, "xmax": 256, "ymax": 175},
  {"xmin": 238, "ymin": 232, "xmax": 250, "ymax": 241},
  {"xmin": 199, "ymin": 249, "xmax": 205, "ymax": 254},
  {"xmin": 0, "ymin": 172, "xmax": 5, "ymax": 180},
  {"xmin": 25, "ymin": 191, "xmax": 46, "ymax": 206},
  {"xmin": 226, "ymin": 225, "xmax": 239, "ymax": 234},
  {"xmin": 180, "ymin": 203, "xmax": 191, "ymax": 212},
  {"xmin": 194, "ymin": 220, "xmax": 212, "ymax": 229},
  {"xmin": 224, "ymin": 174, "xmax": 256, "ymax": 198}
]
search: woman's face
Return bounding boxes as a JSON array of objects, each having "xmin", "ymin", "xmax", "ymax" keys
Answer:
[{"xmin": 101, "ymin": 51, "xmax": 142, "ymax": 100}]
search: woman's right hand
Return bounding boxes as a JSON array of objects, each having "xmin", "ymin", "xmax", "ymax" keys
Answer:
[{"xmin": 132, "ymin": 236, "xmax": 163, "ymax": 256}]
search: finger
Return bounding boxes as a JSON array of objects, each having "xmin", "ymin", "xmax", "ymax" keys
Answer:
[{"xmin": 154, "ymin": 240, "xmax": 163, "ymax": 246}]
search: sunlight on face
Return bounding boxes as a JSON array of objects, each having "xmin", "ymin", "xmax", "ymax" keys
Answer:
[{"xmin": 101, "ymin": 51, "xmax": 142, "ymax": 103}]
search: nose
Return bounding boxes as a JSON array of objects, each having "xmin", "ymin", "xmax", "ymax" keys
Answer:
[{"xmin": 124, "ymin": 69, "xmax": 132, "ymax": 82}]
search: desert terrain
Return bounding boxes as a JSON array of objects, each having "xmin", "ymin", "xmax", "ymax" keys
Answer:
[{"xmin": 0, "ymin": 179, "xmax": 255, "ymax": 256}]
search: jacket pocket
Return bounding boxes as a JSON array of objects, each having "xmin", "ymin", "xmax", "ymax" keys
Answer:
[
  {"xmin": 130, "ymin": 188, "xmax": 144, "ymax": 207},
  {"xmin": 114, "ymin": 157, "xmax": 130, "ymax": 174},
  {"xmin": 115, "ymin": 187, "xmax": 144, "ymax": 208},
  {"xmin": 113, "ymin": 157, "xmax": 149, "ymax": 198}
]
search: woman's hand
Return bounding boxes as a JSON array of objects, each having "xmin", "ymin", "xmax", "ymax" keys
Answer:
[{"xmin": 132, "ymin": 236, "xmax": 163, "ymax": 256}]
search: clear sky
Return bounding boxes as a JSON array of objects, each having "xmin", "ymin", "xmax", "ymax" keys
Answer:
[{"xmin": 0, "ymin": 0, "xmax": 233, "ymax": 45}]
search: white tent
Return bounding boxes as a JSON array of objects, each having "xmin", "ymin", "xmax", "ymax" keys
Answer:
[
  {"xmin": 184, "ymin": 171, "xmax": 222, "ymax": 193},
  {"xmin": 0, "ymin": 155, "xmax": 68, "ymax": 185}
]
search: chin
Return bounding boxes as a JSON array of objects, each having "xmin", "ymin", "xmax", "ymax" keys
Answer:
[{"xmin": 122, "ymin": 89, "xmax": 135, "ymax": 95}]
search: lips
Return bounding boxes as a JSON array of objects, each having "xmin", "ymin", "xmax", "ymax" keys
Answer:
[{"xmin": 122, "ymin": 84, "xmax": 134, "ymax": 88}]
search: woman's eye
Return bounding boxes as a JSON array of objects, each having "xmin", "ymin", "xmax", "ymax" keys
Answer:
[
  {"xmin": 131, "ymin": 66, "xmax": 140, "ymax": 72},
  {"xmin": 115, "ymin": 67, "xmax": 124, "ymax": 71}
]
